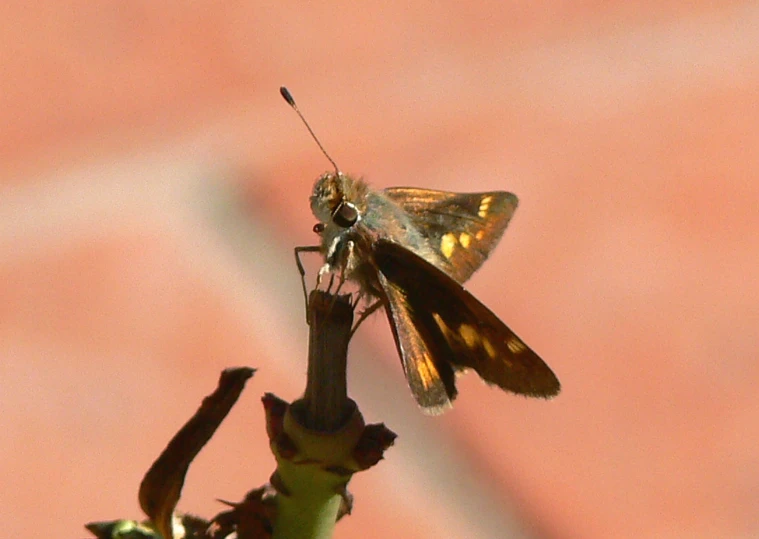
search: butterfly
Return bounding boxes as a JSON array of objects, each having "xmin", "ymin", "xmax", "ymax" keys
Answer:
[{"xmin": 283, "ymin": 87, "xmax": 560, "ymax": 414}]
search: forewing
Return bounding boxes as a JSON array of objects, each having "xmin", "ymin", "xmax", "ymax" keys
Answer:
[
  {"xmin": 383, "ymin": 187, "xmax": 518, "ymax": 283},
  {"xmin": 374, "ymin": 240, "xmax": 560, "ymax": 401}
]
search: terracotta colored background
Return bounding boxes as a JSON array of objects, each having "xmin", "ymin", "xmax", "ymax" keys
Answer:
[{"xmin": 1, "ymin": 2, "xmax": 757, "ymax": 538}]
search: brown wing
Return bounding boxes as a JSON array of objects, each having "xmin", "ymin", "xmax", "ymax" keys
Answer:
[
  {"xmin": 383, "ymin": 187, "xmax": 518, "ymax": 283},
  {"xmin": 374, "ymin": 240, "xmax": 560, "ymax": 413},
  {"xmin": 377, "ymin": 271, "xmax": 458, "ymax": 414}
]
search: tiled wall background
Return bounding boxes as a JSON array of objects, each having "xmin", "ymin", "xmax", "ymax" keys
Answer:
[{"xmin": 1, "ymin": 2, "xmax": 758, "ymax": 538}]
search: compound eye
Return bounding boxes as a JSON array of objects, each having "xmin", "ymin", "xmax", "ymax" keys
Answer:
[
  {"xmin": 332, "ymin": 201, "xmax": 359, "ymax": 228},
  {"xmin": 312, "ymin": 223, "xmax": 325, "ymax": 234}
]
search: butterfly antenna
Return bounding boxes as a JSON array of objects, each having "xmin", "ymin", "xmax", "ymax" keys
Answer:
[{"xmin": 280, "ymin": 87, "xmax": 340, "ymax": 175}]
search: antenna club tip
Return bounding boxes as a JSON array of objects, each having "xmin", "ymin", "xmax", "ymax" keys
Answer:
[{"xmin": 280, "ymin": 86, "xmax": 295, "ymax": 106}]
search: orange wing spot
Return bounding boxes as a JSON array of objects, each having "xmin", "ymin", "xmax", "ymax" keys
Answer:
[
  {"xmin": 432, "ymin": 313, "xmax": 453, "ymax": 337},
  {"xmin": 459, "ymin": 232, "xmax": 472, "ymax": 248},
  {"xmin": 507, "ymin": 337, "xmax": 526, "ymax": 354},
  {"xmin": 483, "ymin": 338, "xmax": 497, "ymax": 359},
  {"xmin": 440, "ymin": 232, "xmax": 457, "ymax": 259},
  {"xmin": 458, "ymin": 323, "xmax": 480, "ymax": 348},
  {"xmin": 478, "ymin": 195, "xmax": 493, "ymax": 218}
]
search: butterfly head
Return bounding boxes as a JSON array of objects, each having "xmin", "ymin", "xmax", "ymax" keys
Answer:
[{"xmin": 310, "ymin": 172, "xmax": 365, "ymax": 229}]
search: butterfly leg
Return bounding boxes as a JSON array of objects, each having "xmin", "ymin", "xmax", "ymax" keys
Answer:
[
  {"xmin": 323, "ymin": 239, "xmax": 353, "ymax": 313},
  {"xmin": 294, "ymin": 245, "xmax": 322, "ymax": 321},
  {"xmin": 349, "ymin": 299, "xmax": 383, "ymax": 338}
]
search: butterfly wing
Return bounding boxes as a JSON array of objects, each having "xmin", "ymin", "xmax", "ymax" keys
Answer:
[
  {"xmin": 374, "ymin": 240, "xmax": 560, "ymax": 413},
  {"xmin": 377, "ymin": 271, "xmax": 458, "ymax": 414},
  {"xmin": 382, "ymin": 187, "xmax": 518, "ymax": 283}
]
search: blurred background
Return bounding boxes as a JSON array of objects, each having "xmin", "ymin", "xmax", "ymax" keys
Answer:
[{"xmin": 1, "ymin": 2, "xmax": 758, "ymax": 538}]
